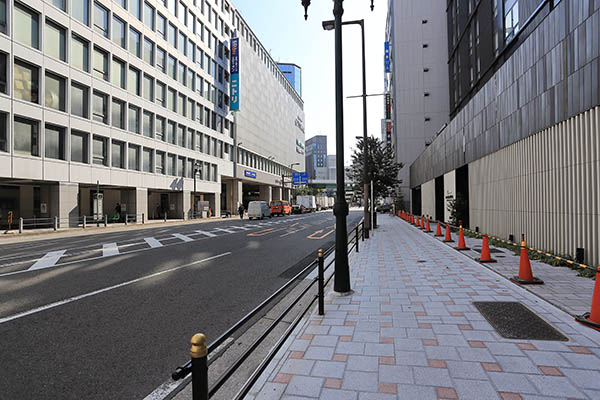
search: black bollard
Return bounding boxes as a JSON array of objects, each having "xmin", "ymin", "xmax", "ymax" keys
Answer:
[{"xmin": 190, "ymin": 333, "xmax": 208, "ymax": 400}]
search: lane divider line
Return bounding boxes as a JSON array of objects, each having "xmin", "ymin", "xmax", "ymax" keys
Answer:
[{"xmin": 0, "ymin": 252, "xmax": 231, "ymax": 325}]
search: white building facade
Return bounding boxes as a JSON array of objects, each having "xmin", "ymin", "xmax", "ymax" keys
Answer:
[{"xmin": 0, "ymin": 0, "xmax": 304, "ymax": 227}]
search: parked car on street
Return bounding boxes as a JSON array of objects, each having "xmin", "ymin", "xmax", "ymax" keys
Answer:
[
  {"xmin": 270, "ymin": 200, "xmax": 291, "ymax": 216},
  {"xmin": 247, "ymin": 201, "xmax": 272, "ymax": 220},
  {"xmin": 376, "ymin": 204, "xmax": 393, "ymax": 213},
  {"xmin": 291, "ymin": 204, "xmax": 305, "ymax": 214}
]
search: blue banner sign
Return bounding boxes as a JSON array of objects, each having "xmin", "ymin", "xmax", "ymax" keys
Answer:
[
  {"xmin": 244, "ymin": 170, "xmax": 256, "ymax": 178},
  {"xmin": 230, "ymin": 38, "xmax": 240, "ymax": 110},
  {"xmin": 384, "ymin": 41, "xmax": 391, "ymax": 73},
  {"xmin": 293, "ymin": 172, "xmax": 308, "ymax": 185}
]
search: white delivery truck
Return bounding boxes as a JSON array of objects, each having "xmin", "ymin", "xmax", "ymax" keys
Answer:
[
  {"xmin": 296, "ymin": 195, "xmax": 316, "ymax": 212},
  {"xmin": 327, "ymin": 197, "xmax": 335, "ymax": 209},
  {"xmin": 316, "ymin": 196, "xmax": 328, "ymax": 211}
]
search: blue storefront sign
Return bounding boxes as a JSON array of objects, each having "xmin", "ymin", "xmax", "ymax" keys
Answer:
[
  {"xmin": 293, "ymin": 172, "xmax": 309, "ymax": 186},
  {"xmin": 384, "ymin": 41, "xmax": 391, "ymax": 73},
  {"xmin": 230, "ymin": 38, "xmax": 240, "ymax": 110},
  {"xmin": 244, "ymin": 170, "xmax": 256, "ymax": 178}
]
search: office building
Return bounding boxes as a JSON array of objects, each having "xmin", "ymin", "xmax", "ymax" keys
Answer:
[
  {"xmin": 384, "ymin": 0, "xmax": 449, "ymax": 210},
  {"xmin": 409, "ymin": 0, "xmax": 600, "ymax": 266},
  {"xmin": 0, "ymin": 0, "xmax": 304, "ymax": 226},
  {"xmin": 277, "ymin": 63, "xmax": 302, "ymax": 97},
  {"xmin": 305, "ymin": 135, "xmax": 327, "ymax": 180}
]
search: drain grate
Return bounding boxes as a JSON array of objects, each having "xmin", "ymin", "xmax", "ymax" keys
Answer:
[{"xmin": 473, "ymin": 302, "xmax": 568, "ymax": 341}]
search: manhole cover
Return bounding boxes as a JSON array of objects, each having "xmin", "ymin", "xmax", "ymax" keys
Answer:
[{"xmin": 473, "ymin": 302, "xmax": 568, "ymax": 341}]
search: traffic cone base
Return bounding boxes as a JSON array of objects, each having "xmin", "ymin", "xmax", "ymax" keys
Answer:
[
  {"xmin": 477, "ymin": 258, "xmax": 497, "ymax": 263},
  {"xmin": 455, "ymin": 246, "xmax": 471, "ymax": 251},
  {"xmin": 510, "ymin": 276, "xmax": 544, "ymax": 285},
  {"xmin": 512, "ymin": 240, "xmax": 543, "ymax": 285},
  {"xmin": 575, "ymin": 313, "xmax": 600, "ymax": 330}
]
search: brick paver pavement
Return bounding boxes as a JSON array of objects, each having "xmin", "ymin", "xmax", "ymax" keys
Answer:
[{"xmin": 248, "ymin": 214, "xmax": 600, "ymax": 399}]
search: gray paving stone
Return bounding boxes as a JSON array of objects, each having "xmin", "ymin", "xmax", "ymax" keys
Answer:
[
  {"xmin": 364, "ymin": 343, "xmax": 395, "ymax": 356},
  {"xmin": 561, "ymin": 367, "xmax": 600, "ymax": 390},
  {"xmin": 487, "ymin": 372, "xmax": 538, "ymax": 394},
  {"xmin": 523, "ymin": 349, "xmax": 573, "ymax": 367},
  {"xmin": 495, "ymin": 356, "xmax": 542, "ymax": 374},
  {"xmin": 319, "ymin": 388, "xmax": 358, "ymax": 400},
  {"xmin": 284, "ymin": 375, "xmax": 323, "ymax": 398},
  {"xmin": 329, "ymin": 326, "xmax": 355, "ymax": 336},
  {"xmin": 453, "ymin": 379, "xmax": 501, "ymax": 400},
  {"xmin": 561, "ymin": 352, "xmax": 600, "ymax": 370},
  {"xmin": 436, "ymin": 334, "xmax": 470, "ymax": 347},
  {"xmin": 346, "ymin": 355, "xmax": 379, "ymax": 372},
  {"xmin": 395, "ymin": 384, "xmax": 437, "ymax": 400},
  {"xmin": 445, "ymin": 360, "xmax": 488, "ymax": 380},
  {"xmin": 254, "ymin": 382, "xmax": 287, "ymax": 400},
  {"xmin": 304, "ymin": 346, "xmax": 335, "ymax": 361},
  {"xmin": 288, "ymin": 339, "xmax": 310, "ymax": 352},
  {"xmin": 311, "ymin": 360, "xmax": 346, "ymax": 379},
  {"xmin": 412, "ymin": 366, "xmax": 453, "ymax": 387},
  {"xmin": 352, "ymin": 331, "xmax": 380, "ymax": 343},
  {"xmin": 394, "ymin": 350, "xmax": 429, "ymax": 366},
  {"xmin": 311, "ymin": 335, "xmax": 339, "ymax": 347},
  {"xmin": 335, "ymin": 342, "xmax": 365, "ymax": 355},
  {"xmin": 456, "ymin": 347, "xmax": 496, "ymax": 362},
  {"xmin": 424, "ymin": 346, "xmax": 461, "ymax": 361},
  {"xmin": 280, "ymin": 359, "xmax": 315, "ymax": 375},
  {"xmin": 431, "ymin": 324, "xmax": 462, "ymax": 335},
  {"xmin": 357, "ymin": 393, "xmax": 397, "ymax": 400},
  {"xmin": 486, "ymin": 342, "xmax": 524, "ymax": 356},
  {"xmin": 526, "ymin": 375, "xmax": 586, "ymax": 398},
  {"xmin": 379, "ymin": 364, "xmax": 414, "ymax": 384},
  {"xmin": 393, "ymin": 338, "xmax": 424, "ymax": 351},
  {"xmin": 341, "ymin": 370, "xmax": 378, "ymax": 392}
]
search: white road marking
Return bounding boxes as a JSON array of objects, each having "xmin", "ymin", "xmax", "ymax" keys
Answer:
[
  {"xmin": 144, "ymin": 237, "xmax": 163, "ymax": 248},
  {"xmin": 0, "ymin": 252, "xmax": 231, "ymax": 325},
  {"xmin": 227, "ymin": 226, "xmax": 250, "ymax": 231},
  {"xmin": 194, "ymin": 230, "xmax": 216, "ymax": 237},
  {"xmin": 212, "ymin": 228, "xmax": 235, "ymax": 234},
  {"xmin": 102, "ymin": 243, "xmax": 119, "ymax": 257},
  {"xmin": 173, "ymin": 233, "xmax": 193, "ymax": 242},
  {"xmin": 28, "ymin": 250, "xmax": 67, "ymax": 271}
]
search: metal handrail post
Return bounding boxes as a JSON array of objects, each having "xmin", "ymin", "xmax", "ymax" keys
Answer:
[
  {"xmin": 54, "ymin": 216, "xmax": 58, "ymax": 231},
  {"xmin": 355, "ymin": 224, "xmax": 359, "ymax": 253},
  {"xmin": 83, "ymin": 216, "xmax": 86, "ymax": 229},
  {"xmin": 190, "ymin": 334, "xmax": 208, "ymax": 400},
  {"xmin": 19, "ymin": 217, "xmax": 23, "ymax": 233},
  {"xmin": 318, "ymin": 249, "xmax": 324, "ymax": 316},
  {"xmin": 104, "ymin": 215, "xmax": 108, "ymax": 227}
]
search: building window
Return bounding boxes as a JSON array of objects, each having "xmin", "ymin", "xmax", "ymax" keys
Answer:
[
  {"xmin": 92, "ymin": 90, "xmax": 108, "ymax": 124},
  {"xmin": 130, "ymin": 0, "xmax": 141, "ymax": 20},
  {"xmin": 128, "ymin": 144, "xmax": 140, "ymax": 170},
  {"xmin": 178, "ymin": 156, "xmax": 185, "ymax": 177},
  {"xmin": 129, "ymin": 67, "xmax": 140, "ymax": 95},
  {"xmin": 186, "ymin": 159, "xmax": 194, "ymax": 178},
  {"xmin": 128, "ymin": 105, "xmax": 140, "ymax": 133},
  {"xmin": 45, "ymin": 20, "xmax": 66, "ymax": 61},
  {"xmin": 155, "ymin": 116, "xmax": 165, "ymax": 141},
  {"xmin": 143, "ymin": 147, "xmax": 153, "ymax": 172},
  {"xmin": 72, "ymin": 34, "xmax": 89, "ymax": 72},
  {"xmin": 92, "ymin": 135, "xmax": 108, "ymax": 166},
  {"xmin": 177, "ymin": 124, "xmax": 185, "ymax": 147},
  {"xmin": 143, "ymin": 74, "xmax": 154, "ymax": 102},
  {"xmin": 178, "ymin": 94, "xmax": 185, "ymax": 117},
  {"xmin": 49, "ymin": 0, "xmax": 65, "ymax": 12},
  {"xmin": 156, "ymin": 151, "xmax": 165, "ymax": 174},
  {"xmin": 115, "ymin": 0, "xmax": 125, "ymax": 9},
  {"xmin": 45, "ymin": 124, "xmax": 65, "ymax": 160},
  {"xmin": 156, "ymin": 81, "xmax": 166, "ymax": 106},
  {"xmin": 72, "ymin": 0, "xmax": 89, "ymax": 26},
  {"xmin": 45, "ymin": 72, "xmax": 65, "ymax": 111},
  {"xmin": 178, "ymin": 32, "xmax": 187, "ymax": 55},
  {"xmin": 111, "ymin": 140, "xmax": 124, "ymax": 168},
  {"xmin": 168, "ymin": 88, "xmax": 176, "ymax": 112},
  {"xmin": 71, "ymin": 82, "xmax": 89, "ymax": 118},
  {"xmin": 504, "ymin": 0, "xmax": 519, "ymax": 41},
  {"xmin": 143, "ymin": 38, "xmax": 154, "ymax": 65},
  {"xmin": 168, "ymin": 23, "xmax": 177, "ymax": 48},
  {"xmin": 129, "ymin": 27, "xmax": 141, "ymax": 57},
  {"xmin": 167, "ymin": 120, "xmax": 175, "ymax": 144},
  {"xmin": 71, "ymin": 130, "xmax": 89, "ymax": 163},
  {"xmin": 0, "ymin": 113, "xmax": 6, "ymax": 152},
  {"xmin": 112, "ymin": 16, "xmax": 126, "ymax": 48},
  {"xmin": 112, "ymin": 57, "xmax": 126, "ymax": 89},
  {"xmin": 14, "ymin": 116, "xmax": 39, "ymax": 156},
  {"xmin": 156, "ymin": 47, "xmax": 166, "ymax": 72},
  {"xmin": 14, "ymin": 2, "xmax": 39, "ymax": 49},
  {"xmin": 178, "ymin": 62, "xmax": 186, "ymax": 85},
  {"xmin": 157, "ymin": 13, "xmax": 166, "ymax": 39},
  {"xmin": 168, "ymin": 55, "xmax": 177, "ymax": 79},
  {"xmin": 0, "ymin": 53, "xmax": 6, "ymax": 94},
  {"xmin": 195, "ymin": 131, "xmax": 202, "ymax": 152},
  {"xmin": 144, "ymin": 2, "xmax": 155, "ymax": 30},
  {"xmin": 186, "ymin": 128, "xmax": 193, "ymax": 149},
  {"xmin": 112, "ymin": 98, "xmax": 125, "ymax": 129},
  {"xmin": 93, "ymin": 47, "xmax": 109, "ymax": 81},
  {"xmin": 14, "ymin": 60, "xmax": 39, "ymax": 104},
  {"xmin": 93, "ymin": 2, "xmax": 109, "ymax": 37},
  {"xmin": 142, "ymin": 110, "xmax": 153, "ymax": 137}
]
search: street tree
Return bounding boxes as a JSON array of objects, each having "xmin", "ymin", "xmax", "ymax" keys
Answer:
[{"xmin": 350, "ymin": 137, "xmax": 403, "ymax": 199}]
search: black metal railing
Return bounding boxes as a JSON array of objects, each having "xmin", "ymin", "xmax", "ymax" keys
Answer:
[{"xmin": 172, "ymin": 219, "xmax": 365, "ymax": 400}]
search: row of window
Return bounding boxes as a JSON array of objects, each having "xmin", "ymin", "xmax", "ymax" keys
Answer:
[
  {"xmin": 236, "ymin": 147, "xmax": 292, "ymax": 178},
  {"xmin": 0, "ymin": 113, "xmax": 219, "ymax": 180}
]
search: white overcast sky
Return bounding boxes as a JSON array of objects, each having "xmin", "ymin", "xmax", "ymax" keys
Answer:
[{"xmin": 233, "ymin": 0, "xmax": 388, "ymax": 165}]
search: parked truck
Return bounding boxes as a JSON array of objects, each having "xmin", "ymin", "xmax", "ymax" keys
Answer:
[
  {"xmin": 316, "ymin": 196, "xmax": 329, "ymax": 211},
  {"xmin": 296, "ymin": 195, "xmax": 316, "ymax": 212}
]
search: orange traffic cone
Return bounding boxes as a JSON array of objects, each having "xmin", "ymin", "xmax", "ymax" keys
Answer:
[
  {"xmin": 425, "ymin": 218, "xmax": 431, "ymax": 233},
  {"xmin": 575, "ymin": 267, "xmax": 600, "ymax": 330},
  {"xmin": 511, "ymin": 234, "xmax": 543, "ymax": 284},
  {"xmin": 477, "ymin": 234, "xmax": 496, "ymax": 263},
  {"xmin": 434, "ymin": 221, "xmax": 443, "ymax": 237},
  {"xmin": 455, "ymin": 222, "xmax": 470, "ymax": 251},
  {"xmin": 420, "ymin": 217, "xmax": 425, "ymax": 229},
  {"xmin": 443, "ymin": 224, "xmax": 454, "ymax": 242}
]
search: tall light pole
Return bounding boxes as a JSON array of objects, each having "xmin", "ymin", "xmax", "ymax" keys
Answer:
[
  {"xmin": 323, "ymin": 18, "xmax": 370, "ymax": 239},
  {"xmin": 302, "ymin": 0, "xmax": 375, "ymax": 294},
  {"xmin": 193, "ymin": 160, "xmax": 201, "ymax": 218},
  {"xmin": 282, "ymin": 162, "xmax": 300, "ymax": 200}
]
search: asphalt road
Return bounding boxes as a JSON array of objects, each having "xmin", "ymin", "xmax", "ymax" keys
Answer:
[{"xmin": 0, "ymin": 210, "xmax": 362, "ymax": 400}]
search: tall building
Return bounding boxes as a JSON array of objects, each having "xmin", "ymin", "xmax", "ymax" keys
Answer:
[
  {"xmin": 384, "ymin": 0, "xmax": 450, "ymax": 210},
  {"xmin": 409, "ymin": 0, "xmax": 600, "ymax": 266},
  {"xmin": 327, "ymin": 154, "xmax": 336, "ymax": 180},
  {"xmin": 0, "ymin": 0, "xmax": 303, "ymax": 225},
  {"xmin": 277, "ymin": 63, "xmax": 302, "ymax": 97},
  {"xmin": 305, "ymin": 135, "xmax": 327, "ymax": 180}
]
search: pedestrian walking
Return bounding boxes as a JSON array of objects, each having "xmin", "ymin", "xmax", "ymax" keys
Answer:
[{"xmin": 238, "ymin": 203, "xmax": 245, "ymax": 219}]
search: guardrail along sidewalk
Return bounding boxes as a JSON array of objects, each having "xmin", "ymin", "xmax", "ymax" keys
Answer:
[{"xmin": 248, "ymin": 214, "xmax": 600, "ymax": 400}]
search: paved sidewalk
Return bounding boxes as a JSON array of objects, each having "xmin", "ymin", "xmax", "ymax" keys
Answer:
[{"xmin": 248, "ymin": 214, "xmax": 600, "ymax": 399}]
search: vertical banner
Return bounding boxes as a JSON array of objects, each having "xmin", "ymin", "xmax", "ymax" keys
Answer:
[
  {"xmin": 230, "ymin": 38, "xmax": 240, "ymax": 111},
  {"xmin": 384, "ymin": 41, "xmax": 391, "ymax": 73}
]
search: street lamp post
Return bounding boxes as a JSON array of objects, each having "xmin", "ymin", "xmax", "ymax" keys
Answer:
[
  {"xmin": 283, "ymin": 162, "xmax": 300, "ymax": 201},
  {"xmin": 193, "ymin": 160, "xmax": 201, "ymax": 218},
  {"xmin": 302, "ymin": 0, "xmax": 374, "ymax": 294},
  {"xmin": 324, "ymin": 18, "xmax": 370, "ymax": 239}
]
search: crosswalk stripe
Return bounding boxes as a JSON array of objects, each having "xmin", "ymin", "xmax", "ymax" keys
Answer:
[
  {"xmin": 144, "ymin": 237, "xmax": 163, "ymax": 248},
  {"xmin": 173, "ymin": 233, "xmax": 194, "ymax": 242},
  {"xmin": 28, "ymin": 250, "xmax": 67, "ymax": 270},
  {"xmin": 195, "ymin": 230, "xmax": 216, "ymax": 237},
  {"xmin": 102, "ymin": 243, "xmax": 119, "ymax": 257},
  {"xmin": 229, "ymin": 226, "xmax": 250, "ymax": 230},
  {"xmin": 212, "ymin": 228, "xmax": 235, "ymax": 234}
]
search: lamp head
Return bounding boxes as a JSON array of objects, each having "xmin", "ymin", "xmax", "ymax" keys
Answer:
[{"xmin": 322, "ymin": 20, "xmax": 335, "ymax": 31}]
